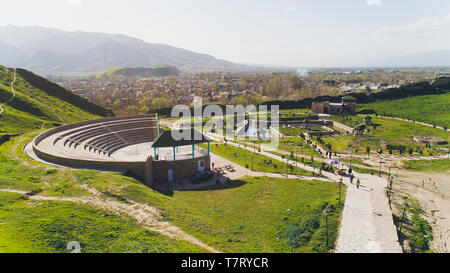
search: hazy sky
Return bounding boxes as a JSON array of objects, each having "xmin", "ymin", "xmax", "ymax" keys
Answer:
[{"xmin": 2, "ymin": 0, "xmax": 450, "ymax": 67}]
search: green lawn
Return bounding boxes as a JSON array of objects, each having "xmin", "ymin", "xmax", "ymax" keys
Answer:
[
  {"xmin": 319, "ymin": 116, "xmax": 450, "ymax": 156},
  {"xmin": 402, "ymin": 158, "xmax": 450, "ymax": 173},
  {"xmin": 331, "ymin": 116, "xmax": 364, "ymax": 128},
  {"xmin": 0, "ymin": 192, "xmax": 204, "ymax": 253},
  {"xmin": 160, "ymin": 177, "xmax": 345, "ymax": 253},
  {"xmin": 206, "ymin": 143, "xmax": 314, "ymax": 176},
  {"xmin": 277, "ymin": 137, "xmax": 321, "ymax": 157},
  {"xmin": 0, "ymin": 134, "xmax": 343, "ymax": 253},
  {"xmin": 280, "ymin": 126, "xmax": 326, "ymax": 137},
  {"xmin": 358, "ymin": 91, "xmax": 450, "ymax": 128}
]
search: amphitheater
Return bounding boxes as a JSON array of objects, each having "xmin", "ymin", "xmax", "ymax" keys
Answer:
[{"xmin": 25, "ymin": 114, "xmax": 212, "ymax": 187}]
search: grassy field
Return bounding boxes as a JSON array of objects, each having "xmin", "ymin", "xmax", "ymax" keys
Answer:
[
  {"xmin": 206, "ymin": 143, "xmax": 314, "ymax": 176},
  {"xmin": 0, "ymin": 133, "xmax": 343, "ymax": 253},
  {"xmin": 331, "ymin": 116, "xmax": 364, "ymax": 128},
  {"xmin": 0, "ymin": 191, "xmax": 204, "ymax": 253},
  {"xmin": 0, "ymin": 66, "xmax": 345, "ymax": 253},
  {"xmin": 320, "ymin": 116, "xmax": 450, "ymax": 156},
  {"xmin": 402, "ymin": 158, "xmax": 450, "ymax": 173},
  {"xmin": 358, "ymin": 91, "xmax": 450, "ymax": 128},
  {"xmin": 280, "ymin": 125, "xmax": 327, "ymax": 137},
  {"xmin": 161, "ymin": 177, "xmax": 345, "ymax": 253},
  {"xmin": 277, "ymin": 137, "xmax": 321, "ymax": 157}
]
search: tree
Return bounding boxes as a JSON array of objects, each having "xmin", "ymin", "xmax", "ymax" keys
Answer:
[
  {"xmin": 366, "ymin": 147, "xmax": 371, "ymax": 159},
  {"xmin": 151, "ymin": 98, "xmax": 171, "ymax": 111},
  {"xmin": 112, "ymin": 99, "xmax": 122, "ymax": 110}
]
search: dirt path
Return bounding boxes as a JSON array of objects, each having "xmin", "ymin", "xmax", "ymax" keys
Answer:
[
  {"xmin": 0, "ymin": 187, "xmax": 220, "ymax": 253},
  {"xmin": 393, "ymin": 171, "xmax": 450, "ymax": 252},
  {"xmin": 21, "ymin": 78, "xmax": 66, "ymax": 124},
  {"xmin": 0, "ymin": 68, "xmax": 16, "ymax": 115}
]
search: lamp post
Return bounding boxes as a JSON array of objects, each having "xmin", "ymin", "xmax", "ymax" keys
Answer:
[
  {"xmin": 286, "ymin": 158, "xmax": 289, "ymax": 178},
  {"xmin": 350, "ymin": 149, "xmax": 353, "ymax": 169},
  {"xmin": 251, "ymin": 149, "xmax": 254, "ymax": 171},
  {"xmin": 378, "ymin": 158, "xmax": 382, "ymax": 177},
  {"xmin": 323, "ymin": 210, "xmax": 330, "ymax": 249}
]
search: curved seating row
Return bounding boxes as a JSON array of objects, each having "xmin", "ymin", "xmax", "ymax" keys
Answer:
[
  {"xmin": 54, "ymin": 115, "xmax": 159, "ymax": 158},
  {"xmin": 54, "ymin": 116, "xmax": 157, "ymax": 145}
]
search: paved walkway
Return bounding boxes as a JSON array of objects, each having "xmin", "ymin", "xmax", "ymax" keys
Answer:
[
  {"xmin": 335, "ymin": 172, "xmax": 402, "ymax": 253},
  {"xmin": 301, "ymin": 133, "xmax": 402, "ymax": 252},
  {"xmin": 173, "ymin": 125, "xmax": 403, "ymax": 253},
  {"xmin": 217, "ymin": 133, "xmax": 402, "ymax": 253}
]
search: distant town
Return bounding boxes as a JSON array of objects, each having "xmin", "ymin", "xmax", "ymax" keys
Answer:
[{"xmin": 53, "ymin": 67, "xmax": 450, "ymax": 115}]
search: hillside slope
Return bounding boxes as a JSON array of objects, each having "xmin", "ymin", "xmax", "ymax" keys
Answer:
[
  {"xmin": 0, "ymin": 25, "xmax": 250, "ymax": 74},
  {"xmin": 358, "ymin": 91, "xmax": 450, "ymax": 128},
  {"xmin": 99, "ymin": 66, "xmax": 180, "ymax": 78},
  {"xmin": 0, "ymin": 65, "xmax": 112, "ymax": 134}
]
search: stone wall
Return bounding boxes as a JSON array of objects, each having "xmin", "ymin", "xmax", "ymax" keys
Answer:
[{"xmin": 150, "ymin": 155, "xmax": 211, "ymax": 183}]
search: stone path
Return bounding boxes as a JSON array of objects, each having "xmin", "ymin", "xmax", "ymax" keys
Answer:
[{"xmin": 335, "ymin": 172, "xmax": 402, "ymax": 253}]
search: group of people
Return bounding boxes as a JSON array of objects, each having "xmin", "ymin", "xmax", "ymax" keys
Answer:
[{"xmin": 349, "ymin": 171, "xmax": 361, "ymax": 189}]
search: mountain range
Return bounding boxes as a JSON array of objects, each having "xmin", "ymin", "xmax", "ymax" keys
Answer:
[{"xmin": 0, "ymin": 25, "xmax": 255, "ymax": 75}]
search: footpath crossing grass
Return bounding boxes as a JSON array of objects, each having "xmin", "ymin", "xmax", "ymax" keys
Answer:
[
  {"xmin": 206, "ymin": 143, "xmax": 314, "ymax": 176},
  {"xmin": 0, "ymin": 192, "xmax": 204, "ymax": 253}
]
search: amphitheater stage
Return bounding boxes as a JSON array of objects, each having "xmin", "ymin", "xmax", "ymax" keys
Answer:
[{"xmin": 26, "ymin": 114, "xmax": 212, "ymax": 187}]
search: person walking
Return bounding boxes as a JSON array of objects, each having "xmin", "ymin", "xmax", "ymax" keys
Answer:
[
  {"xmin": 350, "ymin": 174, "xmax": 354, "ymax": 184},
  {"xmin": 356, "ymin": 179, "xmax": 360, "ymax": 189}
]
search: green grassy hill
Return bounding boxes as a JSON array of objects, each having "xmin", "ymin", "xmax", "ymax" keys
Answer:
[
  {"xmin": 0, "ymin": 65, "xmax": 112, "ymax": 133},
  {"xmin": 0, "ymin": 66, "xmax": 343, "ymax": 253},
  {"xmin": 358, "ymin": 91, "xmax": 450, "ymax": 128},
  {"xmin": 98, "ymin": 66, "xmax": 179, "ymax": 78}
]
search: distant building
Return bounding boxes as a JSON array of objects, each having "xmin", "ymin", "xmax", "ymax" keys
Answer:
[{"xmin": 310, "ymin": 96, "xmax": 356, "ymax": 115}]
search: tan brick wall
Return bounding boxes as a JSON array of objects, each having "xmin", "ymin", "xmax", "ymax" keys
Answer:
[{"xmin": 150, "ymin": 155, "xmax": 211, "ymax": 182}]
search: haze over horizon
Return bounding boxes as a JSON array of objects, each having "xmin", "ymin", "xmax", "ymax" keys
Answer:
[{"xmin": 2, "ymin": 0, "xmax": 450, "ymax": 67}]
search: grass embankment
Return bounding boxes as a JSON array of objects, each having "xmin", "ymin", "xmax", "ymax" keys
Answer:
[
  {"xmin": 0, "ymin": 65, "xmax": 107, "ymax": 133},
  {"xmin": 402, "ymin": 158, "xmax": 450, "ymax": 173},
  {"xmin": 358, "ymin": 91, "xmax": 450, "ymax": 129},
  {"xmin": 206, "ymin": 143, "xmax": 314, "ymax": 176},
  {"xmin": 394, "ymin": 196, "xmax": 433, "ymax": 253}
]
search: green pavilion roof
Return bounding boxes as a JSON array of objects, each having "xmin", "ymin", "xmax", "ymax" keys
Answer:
[{"xmin": 151, "ymin": 129, "xmax": 211, "ymax": 148}]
